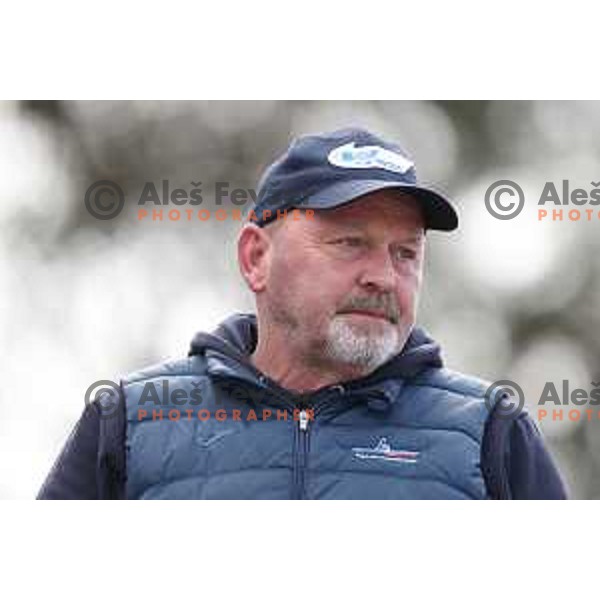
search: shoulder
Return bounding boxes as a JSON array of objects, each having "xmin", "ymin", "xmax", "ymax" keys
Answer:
[
  {"xmin": 121, "ymin": 354, "xmax": 209, "ymax": 387},
  {"xmin": 409, "ymin": 367, "xmax": 493, "ymax": 399}
]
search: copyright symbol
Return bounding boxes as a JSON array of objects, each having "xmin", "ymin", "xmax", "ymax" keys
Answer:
[
  {"xmin": 84, "ymin": 380, "xmax": 124, "ymax": 420},
  {"xmin": 84, "ymin": 180, "xmax": 125, "ymax": 220},
  {"xmin": 484, "ymin": 379, "xmax": 525, "ymax": 420},
  {"xmin": 484, "ymin": 180, "xmax": 525, "ymax": 220}
]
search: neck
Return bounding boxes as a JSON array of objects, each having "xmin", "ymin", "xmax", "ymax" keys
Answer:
[{"xmin": 250, "ymin": 322, "xmax": 368, "ymax": 394}]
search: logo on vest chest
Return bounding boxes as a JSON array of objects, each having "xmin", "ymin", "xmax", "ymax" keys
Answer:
[{"xmin": 352, "ymin": 437, "xmax": 419, "ymax": 464}]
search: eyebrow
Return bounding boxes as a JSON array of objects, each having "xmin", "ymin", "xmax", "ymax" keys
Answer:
[
  {"xmin": 396, "ymin": 233, "xmax": 425, "ymax": 244},
  {"xmin": 323, "ymin": 222, "xmax": 425, "ymax": 243}
]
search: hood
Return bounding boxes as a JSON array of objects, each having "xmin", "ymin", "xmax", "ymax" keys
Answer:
[{"xmin": 189, "ymin": 313, "xmax": 444, "ymax": 384}]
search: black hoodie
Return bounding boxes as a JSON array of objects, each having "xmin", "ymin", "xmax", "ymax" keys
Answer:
[{"xmin": 37, "ymin": 314, "xmax": 568, "ymax": 499}]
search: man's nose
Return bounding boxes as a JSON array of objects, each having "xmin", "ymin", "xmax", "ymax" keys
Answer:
[{"xmin": 356, "ymin": 248, "xmax": 396, "ymax": 292}]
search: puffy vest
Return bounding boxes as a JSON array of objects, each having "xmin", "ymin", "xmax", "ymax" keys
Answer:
[{"xmin": 122, "ymin": 349, "xmax": 498, "ymax": 500}]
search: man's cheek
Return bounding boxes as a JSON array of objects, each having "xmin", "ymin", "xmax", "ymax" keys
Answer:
[{"xmin": 398, "ymin": 290, "xmax": 419, "ymax": 319}]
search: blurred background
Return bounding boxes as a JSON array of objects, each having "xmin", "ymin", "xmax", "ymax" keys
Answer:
[{"xmin": 1, "ymin": 100, "xmax": 599, "ymax": 499}]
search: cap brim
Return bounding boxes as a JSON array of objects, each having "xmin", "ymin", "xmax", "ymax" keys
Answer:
[{"xmin": 298, "ymin": 179, "xmax": 458, "ymax": 231}]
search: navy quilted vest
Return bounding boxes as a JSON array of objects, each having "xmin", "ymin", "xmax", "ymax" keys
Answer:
[{"xmin": 123, "ymin": 314, "xmax": 498, "ymax": 499}]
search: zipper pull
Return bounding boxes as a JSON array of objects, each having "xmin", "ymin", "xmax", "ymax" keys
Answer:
[{"xmin": 299, "ymin": 409, "xmax": 309, "ymax": 431}]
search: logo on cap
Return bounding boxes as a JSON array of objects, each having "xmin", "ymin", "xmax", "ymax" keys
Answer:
[{"xmin": 327, "ymin": 142, "xmax": 414, "ymax": 174}]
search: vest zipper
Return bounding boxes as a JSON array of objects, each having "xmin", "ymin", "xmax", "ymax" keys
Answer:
[
  {"xmin": 293, "ymin": 408, "xmax": 311, "ymax": 499},
  {"xmin": 299, "ymin": 409, "xmax": 310, "ymax": 431}
]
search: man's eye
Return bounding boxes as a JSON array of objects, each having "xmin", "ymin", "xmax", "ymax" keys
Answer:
[
  {"xmin": 394, "ymin": 247, "xmax": 417, "ymax": 260},
  {"xmin": 333, "ymin": 237, "xmax": 365, "ymax": 247}
]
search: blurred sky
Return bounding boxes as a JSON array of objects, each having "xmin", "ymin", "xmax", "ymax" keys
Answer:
[{"xmin": 1, "ymin": 100, "xmax": 599, "ymax": 499}]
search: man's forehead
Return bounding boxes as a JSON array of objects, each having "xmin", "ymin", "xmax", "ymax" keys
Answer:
[{"xmin": 311, "ymin": 191, "xmax": 426, "ymax": 233}]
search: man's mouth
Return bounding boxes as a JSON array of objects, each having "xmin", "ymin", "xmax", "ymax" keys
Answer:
[{"xmin": 338, "ymin": 309, "xmax": 393, "ymax": 322}]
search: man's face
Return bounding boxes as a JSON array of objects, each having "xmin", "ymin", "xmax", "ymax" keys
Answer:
[{"xmin": 253, "ymin": 190, "xmax": 426, "ymax": 374}]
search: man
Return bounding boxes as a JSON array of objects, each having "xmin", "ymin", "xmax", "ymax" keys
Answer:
[{"xmin": 38, "ymin": 127, "xmax": 567, "ymax": 499}]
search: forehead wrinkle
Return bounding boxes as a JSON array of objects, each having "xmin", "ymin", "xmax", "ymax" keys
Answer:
[
  {"xmin": 315, "ymin": 192, "xmax": 424, "ymax": 229},
  {"xmin": 315, "ymin": 210, "xmax": 425, "ymax": 245}
]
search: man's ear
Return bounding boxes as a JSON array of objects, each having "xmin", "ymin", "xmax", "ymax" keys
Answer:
[{"xmin": 237, "ymin": 223, "xmax": 271, "ymax": 293}]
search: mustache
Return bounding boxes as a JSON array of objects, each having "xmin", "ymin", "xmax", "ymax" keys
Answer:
[{"xmin": 337, "ymin": 294, "xmax": 400, "ymax": 325}]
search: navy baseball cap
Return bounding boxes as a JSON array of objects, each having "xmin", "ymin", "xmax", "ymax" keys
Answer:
[{"xmin": 253, "ymin": 127, "xmax": 458, "ymax": 231}]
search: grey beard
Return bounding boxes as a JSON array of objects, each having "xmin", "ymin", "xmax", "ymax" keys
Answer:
[{"xmin": 324, "ymin": 316, "xmax": 402, "ymax": 372}]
